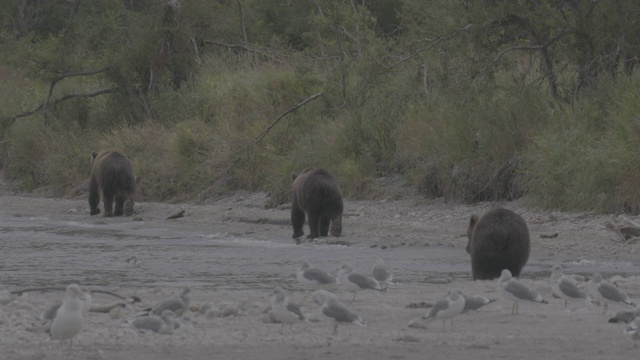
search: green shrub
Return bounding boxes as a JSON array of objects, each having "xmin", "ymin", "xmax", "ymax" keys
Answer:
[
  {"xmin": 397, "ymin": 85, "xmax": 551, "ymax": 202},
  {"xmin": 526, "ymin": 76, "xmax": 640, "ymax": 213}
]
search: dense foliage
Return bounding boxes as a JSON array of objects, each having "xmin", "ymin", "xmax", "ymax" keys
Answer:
[{"xmin": 1, "ymin": 0, "xmax": 640, "ymax": 213}]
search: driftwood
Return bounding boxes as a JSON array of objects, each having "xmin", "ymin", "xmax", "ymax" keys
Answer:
[
  {"xmin": 166, "ymin": 210, "xmax": 186, "ymax": 219},
  {"xmin": 605, "ymin": 216, "xmax": 640, "ymax": 243},
  {"xmin": 9, "ymin": 287, "xmax": 134, "ymax": 301},
  {"xmin": 539, "ymin": 232, "xmax": 559, "ymax": 239},
  {"xmin": 89, "ymin": 301, "xmax": 128, "ymax": 313}
]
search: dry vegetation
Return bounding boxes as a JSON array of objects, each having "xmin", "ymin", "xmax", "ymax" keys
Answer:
[{"xmin": 2, "ymin": 1, "xmax": 640, "ymax": 213}]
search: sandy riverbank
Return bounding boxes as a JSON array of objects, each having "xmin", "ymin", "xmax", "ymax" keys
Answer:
[{"xmin": 1, "ymin": 192, "xmax": 639, "ymax": 359}]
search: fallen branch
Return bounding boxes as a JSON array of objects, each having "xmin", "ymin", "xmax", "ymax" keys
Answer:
[
  {"xmin": 539, "ymin": 232, "xmax": 559, "ymax": 239},
  {"xmin": 166, "ymin": 209, "xmax": 186, "ymax": 219}
]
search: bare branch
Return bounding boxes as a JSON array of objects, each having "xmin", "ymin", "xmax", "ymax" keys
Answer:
[
  {"xmin": 195, "ymin": 92, "xmax": 324, "ymax": 199},
  {"xmin": 457, "ymin": 29, "xmax": 574, "ymax": 91},
  {"xmin": 202, "ymin": 40, "xmax": 285, "ymax": 64},
  {"xmin": 42, "ymin": 67, "xmax": 110, "ymax": 117},
  {"xmin": 10, "ymin": 88, "xmax": 118, "ymax": 122},
  {"xmin": 237, "ymin": 0, "xmax": 248, "ymax": 46},
  {"xmin": 239, "ymin": 92, "xmax": 324, "ymax": 151},
  {"xmin": 385, "ymin": 24, "xmax": 473, "ymax": 69}
]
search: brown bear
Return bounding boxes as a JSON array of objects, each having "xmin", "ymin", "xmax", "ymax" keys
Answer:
[
  {"xmin": 291, "ymin": 168, "xmax": 343, "ymax": 240},
  {"xmin": 465, "ymin": 207, "xmax": 530, "ymax": 280},
  {"xmin": 89, "ymin": 150, "xmax": 136, "ymax": 217}
]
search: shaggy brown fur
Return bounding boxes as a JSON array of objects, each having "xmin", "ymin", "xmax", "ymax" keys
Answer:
[
  {"xmin": 89, "ymin": 150, "xmax": 136, "ymax": 217},
  {"xmin": 466, "ymin": 207, "xmax": 530, "ymax": 280},
  {"xmin": 291, "ymin": 168, "xmax": 343, "ymax": 240}
]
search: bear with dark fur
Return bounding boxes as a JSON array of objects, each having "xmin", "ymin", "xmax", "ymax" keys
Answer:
[
  {"xmin": 465, "ymin": 207, "xmax": 530, "ymax": 280},
  {"xmin": 89, "ymin": 150, "xmax": 136, "ymax": 217},
  {"xmin": 291, "ymin": 168, "xmax": 343, "ymax": 240}
]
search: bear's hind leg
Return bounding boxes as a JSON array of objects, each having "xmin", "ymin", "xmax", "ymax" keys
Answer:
[
  {"xmin": 89, "ymin": 178, "xmax": 101, "ymax": 216},
  {"xmin": 319, "ymin": 216, "xmax": 330, "ymax": 237},
  {"xmin": 102, "ymin": 190, "xmax": 114, "ymax": 217},
  {"xmin": 291, "ymin": 207, "xmax": 305, "ymax": 239},
  {"xmin": 330, "ymin": 216, "xmax": 342, "ymax": 237},
  {"xmin": 306, "ymin": 210, "xmax": 321, "ymax": 239},
  {"xmin": 114, "ymin": 195, "xmax": 125, "ymax": 216},
  {"xmin": 123, "ymin": 199, "xmax": 134, "ymax": 216}
]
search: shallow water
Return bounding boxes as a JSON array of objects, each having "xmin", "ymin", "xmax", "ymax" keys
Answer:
[{"xmin": 1, "ymin": 210, "xmax": 639, "ymax": 292}]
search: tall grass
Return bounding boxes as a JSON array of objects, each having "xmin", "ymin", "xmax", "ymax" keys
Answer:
[
  {"xmin": 396, "ymin": 85, "xmax": 551, "ymax": 202},
  {"xmin": 526, "ymin": 76, "xmax": 640, "ymax": 213}
]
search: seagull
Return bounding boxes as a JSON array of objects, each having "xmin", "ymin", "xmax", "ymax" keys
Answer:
[
  {"xmin": 151, "ymin": 287, "xmax": 191, "ymax": 316},
  {"xmin": 499, "ymin": 269, "xmax": 548, "ymax": 315},
  {"xmin": 41, "ymin": 287, "xmax": 92, "ymax": 322},
  {"xmin": 462, "ymin": 295, "xmax": 496, "ymax": 312},
  {"xmin": 130, "ymin": 310, "xmax": 175, "ymax": 334},
  {"xmin": 422, "ymin": 290, "xmax": 465, "ymax": 331},
  {"xmin": 126, "ymin": 256, "xmax": 142, "ymax": 268},
  {"xmin": 312, "ymin": 290, "xmax": 365, "ymax": 335},
  {"xmin": 79, "ymin": 287, "xmax": 92, "ymax": 316},
  {"xmin": 587, "ymin": 272, "xmax": 636, "ymax": 314},
  {"xmin": 48, "ymin": 284, "xmax": 85, "ymax": 349},
  {"xmin": 338, "ymin": 264, "xmax": 384, "ymax": 301},
  {"xmin": 372, "ymin": 258, "xmax": 395, "ymax": 291},
  {"xmin": 550, "ymin": 265, "xmax": 592, "ymax": 309},
  {"xmin": 296, "ymin": 261, "xmax": 338, "ymax": 291},
  {"xmin": 270, "ymin": 287, "xmax": 308, "ymax": 332},
  {"xmin": 41, "ymin": 303, "xmax": 62, "ymax": 323},
  {"xmin": 623, "ymin": 307, "xmax": 640, "ymax": 348}
]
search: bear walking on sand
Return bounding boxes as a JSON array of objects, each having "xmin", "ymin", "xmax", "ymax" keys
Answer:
[
  {"xmin": 89, "ymin": 150, "xmax": 136, "ymax": 217},
  {"xmin": 291, "ymin": 168, "xmax": 343, "ymax": 240},
  {"xmin": 465, "ymin": 207, "xmax": 530, "ymax": 280}
]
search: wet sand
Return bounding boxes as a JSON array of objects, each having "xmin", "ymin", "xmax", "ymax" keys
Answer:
[{"xmin": 1, "ymin": 193, "xmax": 639, "ymax": 359}]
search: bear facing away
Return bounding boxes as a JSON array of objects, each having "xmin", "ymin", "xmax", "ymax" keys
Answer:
[
  {"xmin": 291, "ymin": 168, "xmax": 343, "ymax": 240},
  {"xmin": 89, "ymin": 150, "xmax": 136, "ymax": 217},
  {"xmin": 465, "ymin": 207, "xmax": 530, "ymax": 280}
]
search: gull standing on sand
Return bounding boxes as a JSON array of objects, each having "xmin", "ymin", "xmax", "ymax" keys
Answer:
[
  {"xmin": 422, "ymin": 290, "xmax": 465, "ymax": 331},
  {"xmin": 624, "ymin": 307, "xmax": 640, "ymax": 348},
  {"xmin": 152, "ymin": 286, "xmax": 191, "ymax": 316},
  {"xmin": 48, "ymin": 284, "xmax": 85, "ymax": 348},
  {"xmin": 587, "ymin": 272, "xmax": 636, "ymax": 314},
  {"xmin": 462, "ymin": 295, "xmax": 496, "ymax": 312},
  {"xmin": 499, "ymin": 269, "xmax": 548, "ymax": 315},
  {"xmin": 338, "ymin": 264, "xmax": 384, "ymax": 301},
  {"xmin": 372, "ymin": 258, "xmax": 395, "ymax": 291},
  {"xmin": 42, "ymin": 287, "xmax": 92, "ymax": 322},
  {"xmin": 79, "ymin": 287, "xmax": 92, "ymax": 315},
  {"xmin": 296, "ymin": 261, "xmax": 338, "ymax": 291},
  {"xmin": 312, "ymin": 290, "xmax": 365, "ymax": 335},
  {"xmin": 270, "ymin": 287, "xmax": 308, "ymax": 332},
  {"xmin": 130, "ymin": 310, "xmax": 175, "ymax": 334},
  {"xmin": 550, "ymin": 265, "xmax": 592, "ymax": 309}
]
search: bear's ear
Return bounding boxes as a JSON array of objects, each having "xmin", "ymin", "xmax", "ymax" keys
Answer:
[
  {"xmin": 291, "ymin": 172, "xmax": 298, "ymax": 181},
  {"xmin": 91, "ymin": 151, "xmax": 98, "ymax": 159},
  {"xmin": 469, "ymin": 214, "xmax": 478, "ymax": 227}
]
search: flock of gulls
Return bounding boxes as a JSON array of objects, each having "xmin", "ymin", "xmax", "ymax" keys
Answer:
[
  {"xmin": 290, "ymin": 260, "xmax": 640, "ymax": 344},
  {"xmin": 23, "ymin": 258, "xmax": 640, "ymax": 350}
]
